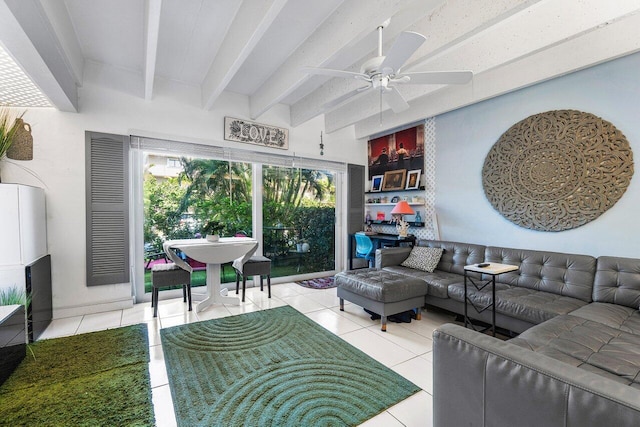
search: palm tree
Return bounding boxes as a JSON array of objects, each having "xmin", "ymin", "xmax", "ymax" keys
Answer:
[
  {"xmin": 179, "ymin": 158, "xmax": 251, "ymax": 206},
  {"xmin": 179, "ymin": 158, "xmax": 252, "ymax": 234},
  {"xmin": 262, "ymin": 165, "xmax": 333, "ymax": 225}
]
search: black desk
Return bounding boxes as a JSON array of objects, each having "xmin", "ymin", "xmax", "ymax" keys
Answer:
[{"xmin": 348, "ymin": 233, "xmax": 416, "ymax": 270}]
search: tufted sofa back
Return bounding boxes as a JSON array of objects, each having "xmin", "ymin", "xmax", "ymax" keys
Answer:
[
  {"xmin": 417, "ymin": 240, "xmax": 486, "ymax": 275},
  {"xmin": 593, "ymin": 256, "xmax": 640, "ymax": 308},
  {"xmin": 485, "ymin": 246, "xmax": 596, "ymax": 302}
]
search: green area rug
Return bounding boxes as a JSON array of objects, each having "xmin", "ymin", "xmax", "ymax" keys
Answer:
[
  {"xmin": 0, "ymin": 324, "xmax": 154, "ymax": 426},
  {"xmin": 161, "ymin": 306, "xmax": 420, "ymax": 426}
]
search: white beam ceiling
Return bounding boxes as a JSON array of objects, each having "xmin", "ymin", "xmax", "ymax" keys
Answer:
[
  {"xmin": 291, "ymin": 0, "xmax": 544, "ymax": 128},
  {"xmin": 248, "ymin": 0, "xmax": 419, "ymax": 120},
  {"xmin": 143, "ymin": 0, "xmax": 162, "ymax": 101},
  {"xmin": 354, "ymin": 11, "xmax": 640, "ymax": 138},
  {"xmin": 1, "ymin": 0, "xmax": 639, "ymax": 138},
  {"xmin": 201, "ymin": 0, "xmax": 290, "ymax": 110},
  {"xmin": 324, "ymin": 0, "xmax": 640, "ymax": 134}
]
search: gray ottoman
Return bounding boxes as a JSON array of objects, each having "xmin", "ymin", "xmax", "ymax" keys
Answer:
[{"xmin": 336, "ymin": 269, "xmax": 428, "ymax": 332}]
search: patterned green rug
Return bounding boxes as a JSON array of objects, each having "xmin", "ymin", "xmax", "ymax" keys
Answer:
[
  {"xmin": 161, "ymin": 306, "xmax": 420, "ymax": 426},
  {"xmin": 0, "ymin": 324, "xmax": 154, "ymax": 426}
]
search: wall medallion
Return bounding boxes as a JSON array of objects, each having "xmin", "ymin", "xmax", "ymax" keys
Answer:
[{"xmin": 482, "ymin": 110, "xmax": 633, "ymax": 231}]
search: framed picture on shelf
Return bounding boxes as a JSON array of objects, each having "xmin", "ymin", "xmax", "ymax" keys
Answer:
[
  {"xmin": 405, "ymin": 169, "xmax": 421, "ymax": 190},
  {"xmin": 370, "ymin": 175, "xmax": 384, "ymax": 192},
  {"xmin": 382, "ymin": 169, "xmax": 407, "ymax": 191}
]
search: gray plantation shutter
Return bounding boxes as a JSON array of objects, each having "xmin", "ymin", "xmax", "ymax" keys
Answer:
[
  {"xmin": 86, "ymin": 132, "xmax": 130, "ymax": 286},
  {"xmin": 347, "ymin": 163, "xmax": 364, "ymax": 235}
]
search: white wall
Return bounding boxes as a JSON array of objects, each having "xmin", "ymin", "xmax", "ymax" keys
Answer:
[
  {"xmin": 435, "ymin": 52, "xmax": 640, "ymax": 258},
  {"xmin": 1, "ymin": 64, "xmax": 362, "ymax": 317}
]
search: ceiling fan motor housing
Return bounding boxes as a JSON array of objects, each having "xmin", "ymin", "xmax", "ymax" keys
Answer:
[{"xmin": 360, "ymin": 56, "xmax": 386, "ymax": 76}]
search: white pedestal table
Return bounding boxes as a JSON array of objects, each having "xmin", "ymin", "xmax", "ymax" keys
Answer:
[{"xmin": 163, "ymin": 237, "xmax": 258, "ymax": 312}]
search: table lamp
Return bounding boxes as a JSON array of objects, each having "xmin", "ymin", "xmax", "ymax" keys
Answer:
[{"xmin": 390, "ymin": 200, "xmax": 415, "ymax": 237}]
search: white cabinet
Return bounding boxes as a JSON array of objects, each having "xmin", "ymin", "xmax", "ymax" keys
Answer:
[
  {"xmin": 0, "ymin": 184, "xmax": 51, "ymax": 342},
  {"xmin": 0, "ymin": 184, "xmax": 47, "ymax": 268}
]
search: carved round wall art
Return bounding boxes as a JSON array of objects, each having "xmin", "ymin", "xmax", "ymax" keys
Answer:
[{"xmin": 482, "ymin": 109, "xmax": 634, "ymax": 231}]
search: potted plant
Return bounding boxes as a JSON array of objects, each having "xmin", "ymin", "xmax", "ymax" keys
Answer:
[
  {"xmin": 202, "ymin": 219, "xmax": 225, "ymax": 242},
  {"xmin": 0, "ymin": 285, "xmax": 28, "ymax": 306},
  {"xmin": 0, "ymin": 107, "xmax": 24, "ymax": 182}
]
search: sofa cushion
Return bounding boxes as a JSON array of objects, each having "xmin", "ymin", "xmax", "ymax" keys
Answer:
[
  {"xmin": 569, "ymin": 303, "xmax": 640, "ymax": 335},
  {"xmin": 484, "ymin": 246, "xmax": 596, "ymax": 302},
  {"xmin": 448, "ymin": 283, "xmax": 588, "ymax": 324},
  {"xmin": 417, "ymin": 240, "xmax": 485, "ymax": 275},
  {"xmin": 383, "ymin": 265, "xmax": 463, "ymax": 299},
  {"xmin": 594, "ymin": 256, "xmax": 640, "ymax": 309},
  {"xmin": 401, "ymin": 246, "xmax": 443, "ymax": 272},
  {"xmin": 509, "ymin": 314, "xmax": 640, "ymax": 388}
]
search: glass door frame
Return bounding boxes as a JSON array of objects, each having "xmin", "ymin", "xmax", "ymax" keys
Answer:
[{"xmin": 130, "ymin": 145, "xmax": 345, "ymax": 304}]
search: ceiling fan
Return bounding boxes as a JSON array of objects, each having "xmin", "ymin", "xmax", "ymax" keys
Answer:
[{"xmin": 301, "ymin": 21, "xmax": 473, "ymax": 113}]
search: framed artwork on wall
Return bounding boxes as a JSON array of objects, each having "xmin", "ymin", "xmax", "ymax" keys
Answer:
[
  {"xmin": 405, "ymin": 170, "xmax": 421, "ymax": 190},
  {"xmin": 368, "ymin": 124, "xmax": 425, "ymax": 179},
  {"xmin": 370, "ymin": 175, "xmax": 383, "ymax": 192},
  {"xmin": 382, "ymin": 169, "xmax": 407, "ymax": 191}
]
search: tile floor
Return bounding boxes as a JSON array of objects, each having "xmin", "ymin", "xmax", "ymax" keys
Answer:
[{"xmin": 39, "ymin": 282, "xmax": 456, "ymax": 426}]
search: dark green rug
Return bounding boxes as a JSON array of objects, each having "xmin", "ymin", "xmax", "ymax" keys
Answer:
[
  {"xmin": 0, "ymin": 324, "xmax": 154, "ymax": 426},
  {"xmin": 161, "ymin": 306, "xmax": 420, "ymax": 426}
]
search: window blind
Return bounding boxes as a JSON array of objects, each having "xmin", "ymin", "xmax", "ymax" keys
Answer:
[{"xmin": 130, "ymin": 135, "xmax": 347, "ymax": 172}]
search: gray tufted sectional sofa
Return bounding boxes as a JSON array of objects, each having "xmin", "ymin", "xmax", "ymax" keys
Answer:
[{"xmin": 376, "ymin": 240, "xmax": 640, "ymax": 425}]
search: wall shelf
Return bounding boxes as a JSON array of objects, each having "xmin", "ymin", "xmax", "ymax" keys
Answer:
[
  {"xmin": 364, "ymin": 184, "xmax": 426, "ymax": 228},
  {"xmin": 366, "ymin": 220, "xmax": 425, "ymax": 227},
  {"xmin": 365, "ymin": 187, "xmax": 425, "ymax": 195},
  {"xmin": 365, "ymin": 202, "xmax": 424, "ymax": 206}
]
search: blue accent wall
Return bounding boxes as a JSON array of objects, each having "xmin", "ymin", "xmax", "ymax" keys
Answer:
[{"xmin": 435, "ymin": 52, "xmax": 640, "ymax": 257}]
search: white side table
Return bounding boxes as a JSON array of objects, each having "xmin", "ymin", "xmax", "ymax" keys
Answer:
[{"xmin": 463, "ymin": 263, "xmax": 519, "ymax": 336}]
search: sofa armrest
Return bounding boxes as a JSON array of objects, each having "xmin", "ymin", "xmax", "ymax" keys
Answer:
[
  {"xmin": 375, "ymin": 247, "xmax": 412, "ymax": 269},
  {"xmin": 433, "ymin": 323, "xmax": 640, "ymax": 427}
]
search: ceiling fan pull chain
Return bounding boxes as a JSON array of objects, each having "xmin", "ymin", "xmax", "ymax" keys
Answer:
[{"xmin": 379, "ymin": 88, "xmax": 383, "ymax": 126}]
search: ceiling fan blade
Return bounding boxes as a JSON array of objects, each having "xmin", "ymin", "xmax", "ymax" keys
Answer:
[
  {"xmin": 379, "ymin": 31, "xmax": 426, "ymax": 73},
  {"xmin": 323, "ymin": 86, "xmax": 371, "ymax": 110},
  {"xmin": 383, "ymin": 87, "xmax": 409, "ymax": 113},
  {"xmin": 401, "ymin": 70, "xmax": 473, "ymax": 85},
  {"xmin": 300, "ymin": 66, "xmax": 368, "ymax": 80}
]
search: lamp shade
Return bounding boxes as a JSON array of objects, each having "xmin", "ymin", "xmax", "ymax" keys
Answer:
[{"xmin": 390, "ymin": 200, "xmax": 415, "ymax": 215}]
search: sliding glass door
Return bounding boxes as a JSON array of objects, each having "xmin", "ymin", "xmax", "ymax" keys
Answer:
[
  {"xmin": 142, "ymin": 153, "xmax": 252, "ymax": 293},
  {"xmin": 262, "ymin": 166, "xmax": 336, "ymax": 278},
  {"xmin": 132, "ymin": 137, "xmax": 344, "ymax": 303}
]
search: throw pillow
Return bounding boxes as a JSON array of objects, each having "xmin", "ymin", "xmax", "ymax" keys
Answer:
[{"xmin": 401, "ymin": 246, "xmax": 443, "ymax": 272}]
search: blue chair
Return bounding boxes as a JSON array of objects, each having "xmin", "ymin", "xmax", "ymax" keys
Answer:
[{"xmin": 354, "ymin": 234, "xmax": 376, "ymax": 268}]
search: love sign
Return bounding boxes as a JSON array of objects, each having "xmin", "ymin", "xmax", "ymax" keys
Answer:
[{"xmin": 224, "ymin": 117, "xmax": 289, "ymax": 150}]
